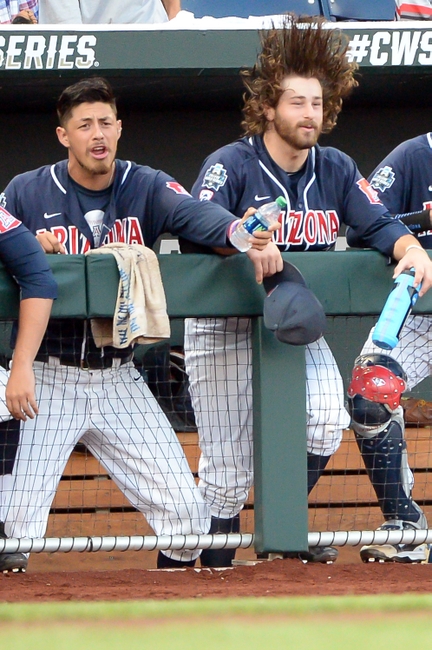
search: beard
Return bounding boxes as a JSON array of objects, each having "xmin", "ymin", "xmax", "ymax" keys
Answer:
[
  {"xmin": 78, "ymin": 158, "xmax": 112, "ymax": 177},
  {"xmin": 273, "ymin": 114, "xmax": 322, "ymax": 150}
]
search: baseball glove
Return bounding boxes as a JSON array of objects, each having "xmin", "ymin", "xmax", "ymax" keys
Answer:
[{"xmin": 402, "ymin": 398, "xmax": 432, "ymax": 427}]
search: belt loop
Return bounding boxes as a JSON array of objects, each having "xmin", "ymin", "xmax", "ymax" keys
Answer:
[{"xmin": 48, "ymin": 356, "xmax": 61, "ymax": 367}]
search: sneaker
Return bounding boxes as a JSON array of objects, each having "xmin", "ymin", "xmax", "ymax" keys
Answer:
[
  {"xmin": 283, "ymin": 546, "xmax": 339, "ymax": 564},
  {"xmin": 298, "ymin": 546, "xmax": 339, "ymax": 564},
  {"xmin": 360, "ymin": 519, "xmax": 428, "ymax": 563},
  {"xmin": 0, "ymin": 553, "xmax": 28, "ymax": 573},
  {"xmin": 0, "ymin": 522, "xmax": 28, "ymax": 573}
]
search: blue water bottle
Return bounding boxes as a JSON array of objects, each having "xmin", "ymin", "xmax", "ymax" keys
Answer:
[{"xmin": 372, "ymin": 268, "xmax": 421, "ymax": 350}]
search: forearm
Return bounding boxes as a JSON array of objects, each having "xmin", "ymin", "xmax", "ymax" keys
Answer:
[
  {"xmin": 12, "ymin": 298, "xmax": 53, "ymax": 369},
  {"xmin": 392, "ymin": 234, "xmax": 427, "ymax": 261},
  {"xmin": 162, "ymin": 0, "xmax": 181, "ymax": 19}
]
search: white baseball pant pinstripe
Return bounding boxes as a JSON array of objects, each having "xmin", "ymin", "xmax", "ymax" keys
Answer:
[
  {"xmin": 0, "ymin": 358, "xmax": 210, "ymax": 563},
  {"xmin": 184, "ymin": 317, "xmax": 350, "ymax": 519},
  {"xmin": 362, "ymin": 315, "xmax": 432, "ymax": 390}
]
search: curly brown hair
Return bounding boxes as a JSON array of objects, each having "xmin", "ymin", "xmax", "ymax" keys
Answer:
[{"xmin": 241, "ymin": 14, "xmax": 358, "ymax": 136}]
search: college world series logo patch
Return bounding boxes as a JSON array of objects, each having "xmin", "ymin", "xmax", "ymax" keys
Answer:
[
  {"xmin": 0, "ymin": 206, "xmax": 20, "ymax": 233},
  {"xmin": 370, "ymin": 166, "xmax": 396, "ymax": 193},
  {"xmin": 202, "ymin": 163, "xmax": 228, "ymax": 191}
]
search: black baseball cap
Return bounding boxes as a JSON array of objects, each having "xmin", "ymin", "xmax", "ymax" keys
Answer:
[{"xmin": 263, "ymin": 261, "xmax": 327, "ymax": 346}]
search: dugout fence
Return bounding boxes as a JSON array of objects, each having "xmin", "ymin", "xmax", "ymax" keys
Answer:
[{"xmin": 0, "ymin": 251, "xmax": 432, "ymax": 561}]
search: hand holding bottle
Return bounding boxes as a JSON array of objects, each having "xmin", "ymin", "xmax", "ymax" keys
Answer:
[
  {"xmin": 372, "ymin": 268, "xmax": 422, "ymax": 350},
  {"xmin": 230, "ymin": 197, "xmax": 286, "ymax": 252}
]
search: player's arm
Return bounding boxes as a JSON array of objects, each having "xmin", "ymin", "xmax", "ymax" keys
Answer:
[
  {"xmin": 393, "ymin": 209, "xmax": 432, "ymax": 233},
  {"xmin": 190, "ymin": 150, "xmax": 284, "ymax": 281},
  {"xmin": 226, "ymin": 207, "xmax": 283, "ymax": 283},
  {"xmin": 392, "ymin": 234, "xmax": 432, "ymax": 296},
  {"xmin": 162, "ymin": 0, "xmax": 181, "ymax": 19},
  {"xmin": 6, "ymin": 297, "xmax": 53, "ymax": 421},
  {"xmin": 0, "ymin": 224, "xmax": 57, "ymax": 420},
  {"xmin": 346, "ymin": 209, "xmax": 432, "ymax": 249}
]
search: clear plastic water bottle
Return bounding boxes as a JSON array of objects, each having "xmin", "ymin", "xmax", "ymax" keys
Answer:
[
  {"xmin": 372, "ymin": 268, "xmax": 421, "ymax": 350},
  {"xmin": 230, "ymin": 196, "xmax": 287, "ymax": 252}
]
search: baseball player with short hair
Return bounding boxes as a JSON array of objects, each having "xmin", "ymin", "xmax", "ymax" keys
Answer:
[
  {"xmin": 0, "ymin": 76, "xmax": 277, "ymax": 573},
  {"xmin": 346, "ymin": 133, "xmax": 432, "ymax": 563},
  {"xmin": 182, "ymin": 15, "xmax": 432, "ymax": 567}
]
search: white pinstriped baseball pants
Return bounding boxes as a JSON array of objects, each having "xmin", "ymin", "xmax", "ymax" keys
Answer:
[
  {"xmin": 0, "ymin": 358, "xmax": 210, "ymax": 562},
  {"xmin": 362, "ymin": 315, "xmax": 432, "ymax": 390},
  {"xmin": 184, "ymin": 317, "xmax": 350, "ymax": 519}
]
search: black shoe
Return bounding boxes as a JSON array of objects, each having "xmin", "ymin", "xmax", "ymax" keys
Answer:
[
  {"xmin": 200, "ymin": 515, "xmax": 240, "ymax": 568},
  {"xmin": 0, "ymin": 553, "xmax": 27, "ymax": 573},
  {"xmin": 360, "ymin": 519, "xmax": 428, "ymax": 563},
  {"xmin": 283, "ymin": 546, "xmax": 339, "ymax": 564},
  {"xmin": 0, "ymin": 521, "xmax": 28, "ymax": 573},
  {"xmin": 157, "ymin": 551, "xmax": 196, "ymax": 568}
]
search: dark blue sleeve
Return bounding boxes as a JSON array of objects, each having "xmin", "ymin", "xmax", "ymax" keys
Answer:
[
  {"xmin": 340, "ymin": 160, "xmax": 411, "ymax": 257},
  {"xmin": 147, "ymin": 171, "xmax": 238, "ymax": 248},
  {"xmin": 0, "ymin": 224, "xmax": 58, "ymax": 300},
  {"xmin": 367, "ymin": 144, "xmax": 413, "ymax": 215}
]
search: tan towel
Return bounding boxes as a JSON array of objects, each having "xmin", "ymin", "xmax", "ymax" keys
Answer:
[{"xmin": 86, "ymin": 243, "xmax": 170, "ymax": 348}]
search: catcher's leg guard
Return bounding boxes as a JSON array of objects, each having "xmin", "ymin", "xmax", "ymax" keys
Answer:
[
  {"xmin": 200, "ymin": 514, "xmax": 240, "ymax": 568},
  {"xmin": 354, "ymin": 414, "xmax": 423, "ymax": 523},
  {"xmin": 157, "ymin": 551, "xmax": 196, "ymax": 569}
]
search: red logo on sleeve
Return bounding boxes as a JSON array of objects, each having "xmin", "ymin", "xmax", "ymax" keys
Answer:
[
  {"xmin": 166, "ymin": 182, "xmax": 191, "ymax": 196},
  {"xmin": 356, "ymin": 178, "xmax": 383, "ymax": 206},
  {"xmin": 0, "ymin": 206, "xmax": 21, "ymax": 233}
]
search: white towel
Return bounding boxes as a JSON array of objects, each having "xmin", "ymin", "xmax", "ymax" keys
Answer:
[{"xmin": 86, "ymin": 243, "xmax": 170, "ymax": 348}]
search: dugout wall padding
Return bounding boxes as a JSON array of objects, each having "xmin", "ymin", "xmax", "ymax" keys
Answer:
[{"xmin": 1, "ymin": 251, "xmax": 431, "ymax": 553}]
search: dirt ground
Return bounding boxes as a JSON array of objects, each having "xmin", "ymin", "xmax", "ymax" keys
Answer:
[{"xmin": 2, "ymin": 546, "xmax": 432, "ymax": 602}]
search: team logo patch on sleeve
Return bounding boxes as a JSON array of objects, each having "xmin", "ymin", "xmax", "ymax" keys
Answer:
[
  {"xmin": 370, "ymin": 166, "xmax": 396, "ymax": 193},
  {"xmin": 356, "ymin": 178, "xmax": 383, "ymax": 205},
  {"xmin": 0, "ymin": 206, "xmax": 21, "ymax": 233},
  {"xmin": 199, "ymin": 189, "xmax": 214, "ymax": 201},
  {"xmin": 202, "ymin": 163, "xmax": 228, "ymax": 191},
  {"xmin": 166, "ymin": 181, "xmax": 191, "ymax": 196}
]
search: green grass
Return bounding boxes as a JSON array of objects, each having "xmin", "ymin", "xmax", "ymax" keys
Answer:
[{"xmin": 2, "ymin": 595, "xmax": 432, "ymax": 649}]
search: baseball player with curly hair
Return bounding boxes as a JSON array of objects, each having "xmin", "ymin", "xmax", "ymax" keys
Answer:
[
  {"xmin": 182, "ymin": 14, "xmax": 432, "ymax": 567},
  {"xmin": 0, "ymin": 76, "xmax": 277, "ymax": 573}
]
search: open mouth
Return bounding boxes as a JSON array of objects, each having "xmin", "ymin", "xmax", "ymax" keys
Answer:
[{"xmin": 90, "ymin": 145, "xmax": 108, "ymax": 159}]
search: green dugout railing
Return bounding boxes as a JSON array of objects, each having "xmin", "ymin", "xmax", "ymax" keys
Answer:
[{"xmin": 1, "ymin": 250, "xmax": 431, "ymax": 554}]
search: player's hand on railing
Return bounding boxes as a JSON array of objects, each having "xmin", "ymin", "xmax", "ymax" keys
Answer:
[
  {"xmin": 246, "ymin": 242, "xmax": 283, "ymax": 284},
  {"xmin": 36, "ymin": 231, "xmax": 66, "ymax": 254}
]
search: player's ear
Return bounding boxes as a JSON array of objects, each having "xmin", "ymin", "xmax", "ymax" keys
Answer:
[
  {"xmin": 116, "ymin": 120, "xmax": 122, "ymax": 139},
  {"xmin": 263, "ymin": 103, "xmax": 275, "ymax": 123},
  {"xmin": 56, "ymin": 126, "xmax": 70, "ymax": 149}
]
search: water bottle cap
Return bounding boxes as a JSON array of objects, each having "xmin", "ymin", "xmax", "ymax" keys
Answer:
[{"xmin": 276, "ymin": 196, "xmax": 287, "ymax": 208}]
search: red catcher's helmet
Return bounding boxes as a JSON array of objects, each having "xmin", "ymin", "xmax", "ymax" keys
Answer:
[{"xmin": 348, "ymin": 354, "xmax": 407, "ymax": 411}]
